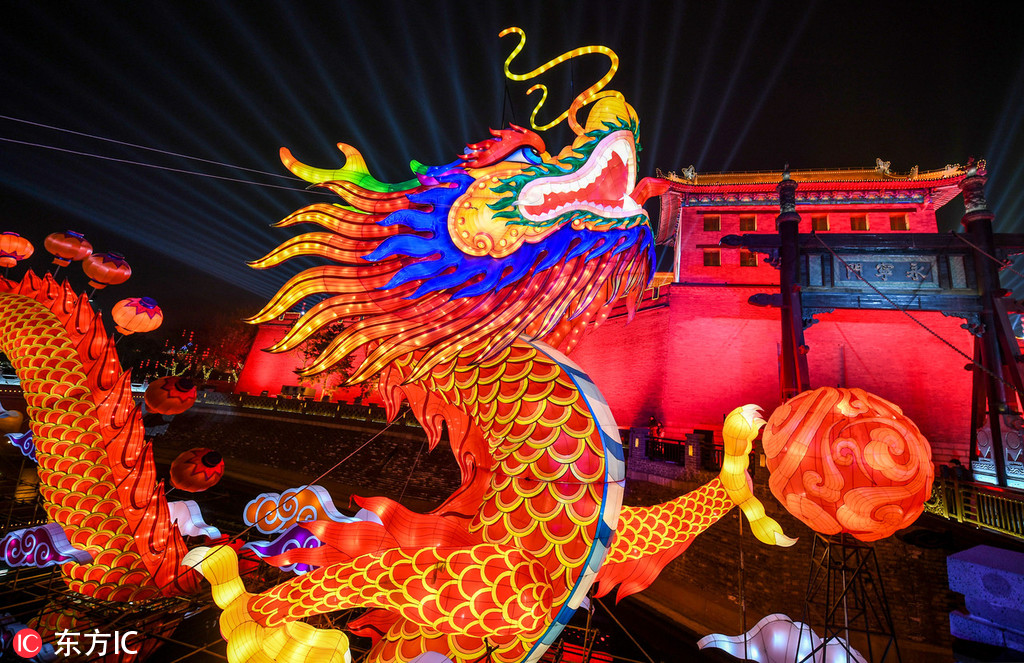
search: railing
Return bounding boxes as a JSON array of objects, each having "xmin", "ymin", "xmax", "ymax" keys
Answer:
[
  {"xmin": 925, "ymin": 477, "xmax": 1024, "ymax": 543},
  {"xmin": 193, "ymin": 391, "xmax": 422, "ymax": 428},
  {"xmin": 645, "ymin": 436, "xmax": 688, "ymax": 466},
  {"xmin": 641, "ymin": 432, "xmax": 727, "ymax": 471}
]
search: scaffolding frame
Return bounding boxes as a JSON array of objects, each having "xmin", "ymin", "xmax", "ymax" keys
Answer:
[{"xmin": 798, "ymin": 533, "xmax": 902, "ymax": 663}]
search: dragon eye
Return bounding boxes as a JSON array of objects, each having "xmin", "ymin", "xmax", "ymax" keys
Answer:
[{"xmin": 505, "ymin": 147, "xmax": 543, "ymax": 165}]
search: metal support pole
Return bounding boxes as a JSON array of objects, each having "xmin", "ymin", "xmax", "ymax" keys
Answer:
[{"xmin": 799, "ymin": 534, "xmax": 902, "ymax": 662}]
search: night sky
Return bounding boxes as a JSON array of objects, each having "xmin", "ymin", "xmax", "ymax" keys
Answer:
[{"xmin": 2, "ymin": 1, "xmax": 1024, "ymax": 337}]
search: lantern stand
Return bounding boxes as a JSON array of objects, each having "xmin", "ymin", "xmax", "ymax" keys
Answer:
[
  {"xmin": 797, "ymin": 533, "xmax": 902, "ymax": 663},
  {"xmin": 470, "ymin": 641, "xmax": 498, "ymax": 663}
]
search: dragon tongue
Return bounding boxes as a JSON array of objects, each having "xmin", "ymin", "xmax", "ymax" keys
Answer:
[
  {"xmin": 525, "ymin": 152, "xmax": 629, "ymax": 216},
  {"xmin": 592, "ymin": 152, "xmax": 628, "ymax": 205}
]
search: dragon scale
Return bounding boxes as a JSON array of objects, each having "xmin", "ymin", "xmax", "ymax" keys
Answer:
[{"xmin": 0, "ymin": 274, "xmax": 197, "ymax": 603}]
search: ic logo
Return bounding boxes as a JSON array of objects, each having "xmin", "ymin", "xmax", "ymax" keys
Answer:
[{"xmin": 13, "ymin": 628, "xmax": 42, "ymax": 658}]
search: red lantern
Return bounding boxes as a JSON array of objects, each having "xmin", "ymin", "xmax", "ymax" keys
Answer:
[
  {"xmin": 0, "ymin": 232, "xmax": 34, "ymax": 268},
  {"xmin": 82, "ymin": 252, "xmax": 131, "ymax": 289},
  {"xmin": 145, "ymin": 376, "xmax": 197, "ymax": 415},
  {"xmin": 762, "ymin": 387, "xmax": 934, "ymax": 542},
  {"xmin": 170, "ymin": 448, "xmax": 225, "ymax": 492},
  {"xmin": 44, "ymin": 230, "xmax": 93, "ymax": 267},
  {"xmin": 112, "ymin": 297, "xmax": 163, "ymax": 335}
]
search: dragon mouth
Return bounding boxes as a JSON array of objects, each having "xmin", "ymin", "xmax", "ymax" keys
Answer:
[{"xmin": 516, "ymin": 130, "xmax": 643, "ymax": 224}]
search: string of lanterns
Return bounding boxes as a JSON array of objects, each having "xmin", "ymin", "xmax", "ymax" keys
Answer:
[{"xmin": 4, "ymin": 230, "xmax": 176, "ymax": 384}]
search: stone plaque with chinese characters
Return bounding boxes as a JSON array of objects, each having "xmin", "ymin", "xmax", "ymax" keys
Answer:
[
  {"xmin": 732, "ymin": 231, "xmax": 995, "ymax": 312},
  {"xmin": 831, "ymin": 254, "xmax": 941, "ymax": 291}
]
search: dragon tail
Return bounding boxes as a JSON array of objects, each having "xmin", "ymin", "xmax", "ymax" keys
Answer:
[
  {"xmin": 592, "ymin": 478, "xmax": 737, "ymax": 602},
  {"xmin": 0, "ymin": 270, "xmax": 198, "ymax": 599}
]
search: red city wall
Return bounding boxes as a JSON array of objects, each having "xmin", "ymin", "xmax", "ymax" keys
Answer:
[
  {"xmin": 234, "ymin": 313, "xmax": 380, "ymax": 404},
  {"xmin": 569, "ymin": 283, "xmax": 974, "ymax": 464},
  {"xmin": 235, "ymin": 282, "xmax": 976, "ymax": 465},
  {"xmin": 235, "ymin": 172, "xmax": 977, "ymax": 466},
  {"xmin": 234, "ymin": 314, "xmax": 309, "ymax": 397}
]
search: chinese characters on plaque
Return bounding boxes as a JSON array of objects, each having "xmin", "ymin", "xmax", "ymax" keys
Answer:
[{"xmin": 833, "ymin": 254, "xmax": 940, "ymax": 290}]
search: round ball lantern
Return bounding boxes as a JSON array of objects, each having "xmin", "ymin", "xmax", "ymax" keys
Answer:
[
  {"xmin": 145, "ymin": 376, "xmax": 197, "ymax": 415},
  {"xmin": 761, "ymin": 386, "xmax": 933, "ymax": 542},
  {"xmin": 82, "ymin": 251, "xmax": 131, "ymax": 289},
  {"xmin": 112, "ymin": 297, "xmax": 163, "ymax": 335},
  {"xmin": 170, "ymin": 448, "xmax": 225, "ymax": 492},
  {"xmin": 0, "ymin": 232, "xmax": 34, "ymax": 268},
  {"xmin": 44, "ymin": 230, "xmax": 93, "ymax": 267}
]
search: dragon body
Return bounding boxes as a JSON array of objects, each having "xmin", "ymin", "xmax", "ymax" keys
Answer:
[
  {"xmin": 189, "ymin": 39, "xmax": 791, "ymax": 661},
  {"xmin": 0, "ymin": 273, "xmax": 199, "ymax": 659}
]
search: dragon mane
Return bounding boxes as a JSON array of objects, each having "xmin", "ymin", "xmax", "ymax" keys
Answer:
[{"xmin": 249, "ymin": 121, "xmax": 654, "ymax": 384}]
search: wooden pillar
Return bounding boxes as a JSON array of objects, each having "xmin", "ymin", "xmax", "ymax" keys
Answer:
[
  {"xmin": 961, "ymin": 166, "xmax": 1009, "ymax": 486},
  {"xmin": 777, "ymin": 172, "xmax": 810, "ymax": 399}
]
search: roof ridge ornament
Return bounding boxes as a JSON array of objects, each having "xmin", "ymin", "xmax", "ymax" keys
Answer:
[{"xmin": 965, "ymin": 156, "xmax": 988, "ymax": 178}]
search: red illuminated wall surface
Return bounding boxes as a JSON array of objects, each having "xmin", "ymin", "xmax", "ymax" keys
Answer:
[
  {"xmin": 234, "ymin": 313, "xmax": 308, "ymax": 397},
  {"xmin": 234, "ymin": 313, "xmax": 381, "ymax": 404},
  {"xmin": 570, "ymin": 284, "xmax": 972, "ymax": 464},
  {"xmin": 571, "ymin": 169, "xmax": 974, "ymax": 464}
]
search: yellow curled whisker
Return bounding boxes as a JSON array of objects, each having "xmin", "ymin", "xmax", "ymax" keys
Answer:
[{"xmin": 500, "ymin": 26, "xmax": 623, "ymax": 135}]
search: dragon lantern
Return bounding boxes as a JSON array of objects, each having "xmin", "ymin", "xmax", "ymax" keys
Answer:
[
  {"xmin": 186, "ymin": 28, "xmax": 794, "ymax": 663},
  {"xmin": 0, "ymin": 26, "xmax": 800, "ymax": 663}
]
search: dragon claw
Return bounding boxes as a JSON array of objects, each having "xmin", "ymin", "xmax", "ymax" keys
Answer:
[
  {"xmin": 774, "ymin": 531, "xmax": 799, "ymax": 547},
  {"xmin": 721, "ymin": 405, "xmax": 795, "ymax": 548}
]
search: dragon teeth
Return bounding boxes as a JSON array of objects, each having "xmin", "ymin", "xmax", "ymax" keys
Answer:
[{"xmin": 516, "ymin": 130, "xmax": 640, "ymax": 223}]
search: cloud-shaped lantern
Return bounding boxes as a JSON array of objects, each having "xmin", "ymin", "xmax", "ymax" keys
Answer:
[{"xmin": 762, "ymin": 387, "xmax": 934, "ymax": 542}]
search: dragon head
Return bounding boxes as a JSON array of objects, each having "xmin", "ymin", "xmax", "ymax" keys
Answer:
[
  {"xmin": 250, "ymin": 36, "xmax": 662, "ymax": 383},
  {"xmin": 451, "ymin": 96, "xmax": 648, "ymax": 258}
]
